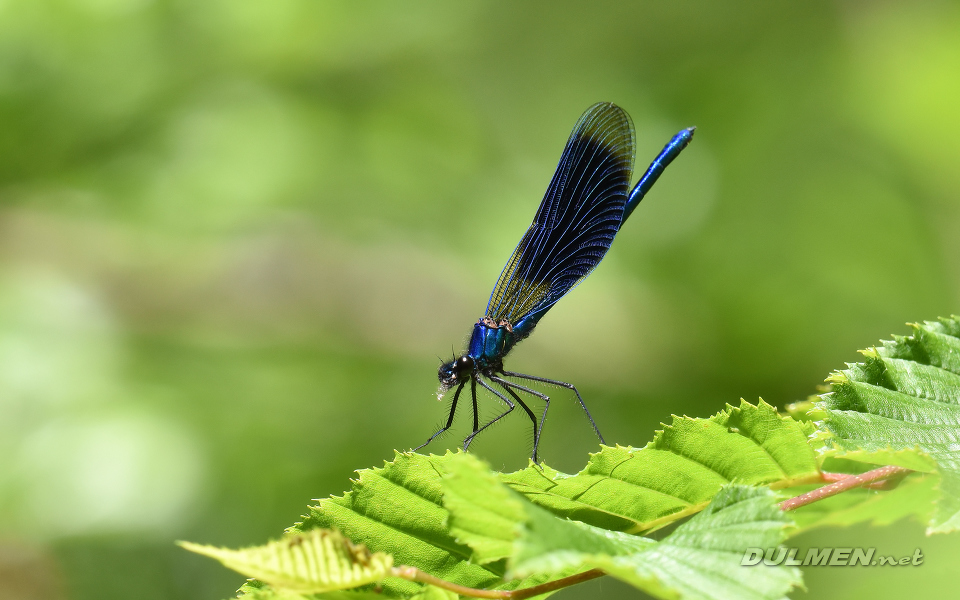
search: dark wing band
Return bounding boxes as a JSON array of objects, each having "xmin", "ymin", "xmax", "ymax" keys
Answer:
[{"xmin": 485, "ymin": 103, "xmax": 635, "ymax": 329}]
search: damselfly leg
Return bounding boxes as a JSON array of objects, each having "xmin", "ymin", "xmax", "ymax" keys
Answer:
[
  {"xmin": 501, "ymin": 370, "xmax": 605, "ymax": 445},
  {"xmin": 492, "ymin": 377, "xmax": 541, "ymax": 463},
  {"xmin": 414, "ymin": 380, "xmax": 465, "ymax": 452},
  {"xmin": 490, "ymin": 374, "xmax": 552, "ymax": 463},
  {"xmin": 463, "ymin": 377, "xmax": 516, "ymax": 451}
]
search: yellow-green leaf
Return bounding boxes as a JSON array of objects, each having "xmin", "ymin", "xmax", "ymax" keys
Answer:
[{"xmin": 179, "ymin": 529, "xmax": 393, "ymax": 593}]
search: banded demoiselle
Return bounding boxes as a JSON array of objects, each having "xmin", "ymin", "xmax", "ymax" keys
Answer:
[{"xmin": 416, "ymin": 102, "xmax": 694, "ymax": 463}]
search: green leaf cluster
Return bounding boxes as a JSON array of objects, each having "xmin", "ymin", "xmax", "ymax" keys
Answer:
[
  {"xmin": 187, "ymin": 451, "xmax": 801, "ymax": 600},
  {"xmin": 819, "ymin": 316, "xmax": 960, "ymax": 532},
  {"xmin": 504, "ymin": 400, "xmax": 820, "ymax": 534},
  {"xmin": 180, "ymin": 316, "xmax": 960, "ymax": 599},
  {"xmin": 449, "ymin": 453, "xmax": 800, "ymax": 600},
  {"xmin": 185, "ymin": 400, "xmax": 815, "ymax": 600}
]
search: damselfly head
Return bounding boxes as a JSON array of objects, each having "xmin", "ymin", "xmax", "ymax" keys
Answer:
[{"xmin": 437, "ymin": 355, "xmax": 474, "ymax": 392}]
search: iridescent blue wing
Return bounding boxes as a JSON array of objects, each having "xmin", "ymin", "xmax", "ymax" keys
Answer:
[{"xmin": 486, "ymin": 103, "xmax": 635, "ymax": 333}]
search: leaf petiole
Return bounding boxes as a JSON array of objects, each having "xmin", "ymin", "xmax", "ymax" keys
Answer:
[{"xmin": 779, "ymin": 465, "xmax": 912, "ymax": 511}]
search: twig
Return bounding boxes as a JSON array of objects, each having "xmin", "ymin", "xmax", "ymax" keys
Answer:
[
  {"xmin": 392, "ymin": 566, "xmax": 605, "ymax": 599},
  {"xmin": 779, "ymin": 465, "xmax": 911, "ymax": 511},
  {"xmin": 820, "ymin": 471, "xmax": 899, "ymax": 489}
]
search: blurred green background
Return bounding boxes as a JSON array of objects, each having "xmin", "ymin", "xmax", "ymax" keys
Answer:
[{"xmin": 1, "ymin": 1, "xmax": 958, "ymax": 599}]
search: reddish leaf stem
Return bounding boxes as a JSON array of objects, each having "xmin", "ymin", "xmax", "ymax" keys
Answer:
[
  {"xmin": 779, "ymin": 465, "xmax": 911, "ymax": 511},
  {"xmin": 820, "ymin": 471, "xmax": 897, "ymax": 489}
]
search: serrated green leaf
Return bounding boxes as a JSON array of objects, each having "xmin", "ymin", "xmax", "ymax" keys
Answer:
[
  {"xmin": 180, "ymin": 529, "xmax": 393, "ymax": 594},
  {"xmin": 501, "ymin": 399, "xmax": 820, "ymax": 534},
  {"xmin": 442, "ymin": 450, "xmax": 527, "ymax": 563},
  {"xmin": 819, "ymin": 316, "xmax": 960, "ymax": 533},
  {"xmin": 290, "ymin": 451, "xmax": 575, "ymax": 599},
  {"xmin": 514, "ymin": 484, "xmax": 800, "ymax": 600},
  {"xmin": 290, "ymin": 451, "xmax": 500, "ymax": 598},
  {"xmin": 443, "ymin": 454, "xmax": 800, "ymax": 600}
]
